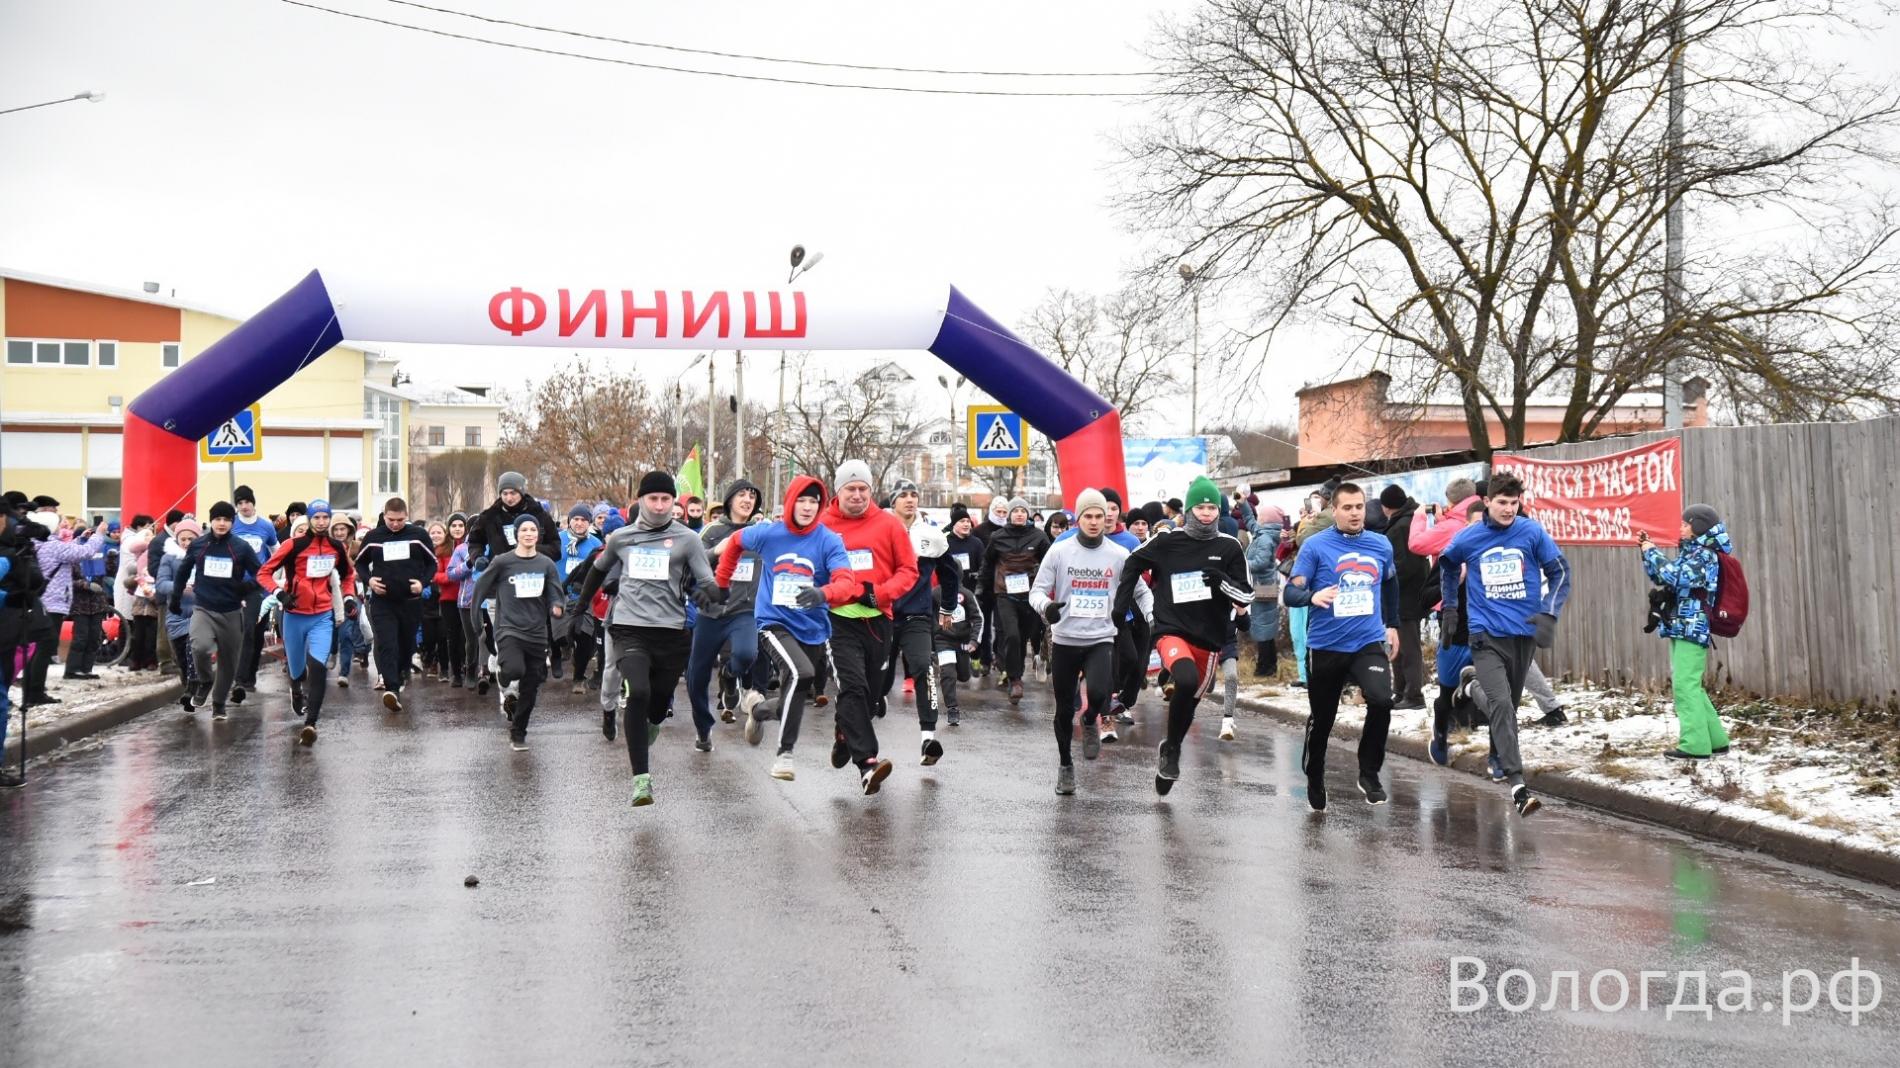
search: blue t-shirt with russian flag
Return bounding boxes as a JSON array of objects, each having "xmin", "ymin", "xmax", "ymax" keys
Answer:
[{"xmin": 1292, "ymin": 526, "xmax": 1396, "ymax": 653}]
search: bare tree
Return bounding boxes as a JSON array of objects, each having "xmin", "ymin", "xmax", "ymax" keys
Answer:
[
  {"xmin": 495, "ymin": 359, "xmax": 677, "ymax": 504},
  {"xmin": 776, "ymin": 356, "xmax": 927, "ymax": 490},
  {"xmin": 1212, "ymin": 420, "xmax": 1301, "ymax": 474},
  {"xmin": 1129, "ymin": 0, "xmax": 1900, "ymax": 454},
  {"xmin": 1019, "ymin": 284, "xmax": 1191, "ymax": 431}
]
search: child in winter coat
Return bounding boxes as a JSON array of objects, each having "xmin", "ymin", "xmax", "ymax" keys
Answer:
[
  {"xmin": 933, "ymin": 584, "xmax": 983, "ymax": 727},
  {"xmin": 334, "ymin": 597, "xmax": 367, "ymax": 687}
]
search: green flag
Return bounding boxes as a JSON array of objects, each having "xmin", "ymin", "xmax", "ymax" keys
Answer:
[{"xmin": 676, "ymin": 445, "xmax": 704, "ymax": 502}]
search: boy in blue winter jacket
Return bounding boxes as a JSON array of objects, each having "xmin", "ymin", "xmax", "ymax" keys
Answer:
[
  {"xmin": 714, "ymin": 475, "xmax": 859, "ymax": 782},
  {"xmin": 1437, "ymin": 472, "xmax": 1569, "ymax": 817}
]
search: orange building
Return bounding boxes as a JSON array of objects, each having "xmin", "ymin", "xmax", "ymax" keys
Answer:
[{"xmin": 1295, "ymin": 371, "xmax": 1709, "ymax": 466}]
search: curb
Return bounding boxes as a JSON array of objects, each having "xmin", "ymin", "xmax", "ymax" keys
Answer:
[
  {"xmin": 1238, "ymin": 694, "xmax": 1900, "ymax": 891},
  {"xmin": 12, "ymin": 681, "xmax": 185, "ymax": 763}
]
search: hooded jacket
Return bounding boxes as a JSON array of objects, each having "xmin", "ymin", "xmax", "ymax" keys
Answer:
[
  {"xmin": 945, "ymin": 526, "xmax": 986, "ymax": 590},
  {"xmin": 468, "ymin": 493, "xmax": 560, "ymax": 565},
  {"xmin": 979, "ymin": 519, "xmax": 1050, "ymax": 598},
  {"xmin": 1409, "ymin": 494, "xmax": 1481, "ymax": 559},
  {"xmin": 356, "ymin": 521, "xmax": 436, "ymax": 601},
  {"xmin": 257, "ymin": 531, "xmax": 354, "ymax": 617},
  {"xmin": 819, "ymin": 494, "xmax": 919, "ymax": 619},
  {"xmin": 1643, "ymin": 524, "xmax": 1732, "ymax": 647},
  {"xmin": 1439, "ymin": 513, "xmax": 1570, "ymax": 640},
  {"xmin": 698, "ymin": 479, "xmax": 765, "ymax": 620},
  {"xmin": 35, "ymin": 526, "xmax": 110, "ymax": 616},
  {"xmin": 716, "ymin": 476, "xmax": 857, "ymax": 645}
]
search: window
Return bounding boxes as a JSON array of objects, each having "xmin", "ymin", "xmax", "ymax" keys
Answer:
[
  {"xmin": 327, "ymin": 480, "xmax": 360, "ymax": 511},
  {"xmin": 5, "ymin": 340, "xmax": 29, "ymax": 364},
  {"xmin": 86, "ymin": 478, "xmax": 122, "ymax": 526},
  {"xmin": 365, "ymin": 389, "xmax": 402, "ymax": 496},
  {"xmin": 162, "ymin": 342, "xmax": 181, "ymax": 368},
  {"xmin": 97, "ymin": 341, "xmax": 117, "ymax": 367},
  {"xmin": 36, "ymin": 341, "xmax": 59, "ymax": 364},
  {"xmin": 63, "ymin": 341, "xmax": 90, "ymax": 366},
  {"xmin": 4, "ymin": 337, "xmax": 109, "ymax": 366},
  {"xmin": 427, "ymin": 425, "xmax": 445, "ymax": 447},
  {"xmin": 464, "ymin": 426, "xmax": 481, "ymax": 447}
]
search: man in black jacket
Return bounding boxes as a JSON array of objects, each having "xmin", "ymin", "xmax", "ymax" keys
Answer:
[
  {"xmin": 467, "ymin": 471, "xmax": 560, "ymax": 566},
  {"xmin": 356, "ymin": 496, "xmax": 437, "ymax": 712},
  {"xmin": 1380, "ymin": 485, "xmax": 1431, "ymax": 710}
]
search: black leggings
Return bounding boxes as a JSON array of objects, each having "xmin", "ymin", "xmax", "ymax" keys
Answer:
[
  {"xmin": 1302, "ymin": 642, "xmax": 1395, "ymax": 781},
  {"xmin": 168, "ymin": 633, "xmax": 195, "ymax": 685},
  {"xmin": 993, "ymin": 596, "xmax": 1039, "ymax": 682},
  {"xmin": 612, "ymin": 625, "xmax": 690, "ymax": 775},
  {"xmin": 498, "ymin": 637, "xmax": 547, "ymax": 734},
  {"xmin": 1051, "ymin": 642, "xmax": 1114, "ymax": 766},
  {"xmin": 1114, "ymin": 615, "xmax": 1150, "ymax": 708}
]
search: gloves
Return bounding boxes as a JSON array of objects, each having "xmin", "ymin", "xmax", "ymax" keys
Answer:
[
  {"xmin": 1439, "ymin": 605, "xmax": 1459, "ymax": 650},
  {"xmin": 1200, "ymin": 567, "xmax": 1228, "ymax": 593},
  {"xmin": 1042, "ymin": 602, "xmax": 1064, "ymax": 625},
  {"xmin": 857, "ymin": 582, "xmax": 878, "ymax": 610},
  {"xmin": 1113, "ymin": 595, "xmax": 1134, "ymax": 621},
  {"xmin": 260, "ymin": 592, "xmax": 281, "ymax": 614},
  {"xmin": 793, "ymin": 586, "xmax": 827, "ymax": 610},
  {"xmin": 694, "ymin": 584, "xmax": 727, "ymax": 611},
  {"xmin": 470, "ymin": 555, "xmax": 489, "ymax": 574},
  {"xmin": 1532, "ymin": 612, "xmax": 1557, "ymax": 649}
]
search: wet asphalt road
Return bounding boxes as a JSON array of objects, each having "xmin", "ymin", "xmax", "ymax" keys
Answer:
[{"xmin": 2, "ymin": 668, "xmax": 1899, "ymax": 1066}]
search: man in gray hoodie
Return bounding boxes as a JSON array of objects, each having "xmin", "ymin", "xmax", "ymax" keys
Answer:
[{"xmin": 577, "ymin": 470, "xmax": 719, "ymax": 809}]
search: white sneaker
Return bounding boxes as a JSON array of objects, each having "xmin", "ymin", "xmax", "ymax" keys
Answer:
[
  {"xmin": 1219, "ymin": 717, "xmax": 1236, "ymax": 741},
  {"xmin": 1100, "ymin": 722, "xmax": 1119, "ymax": 743},
  {"xmin": 770, "ymin": 753, "xmax": 795, "ymax": 781},
  {"xmin": 738, "ymin": 688, "xmax": 765, "ymax": 718}
]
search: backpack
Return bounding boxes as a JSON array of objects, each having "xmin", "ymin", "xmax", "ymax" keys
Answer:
[{"xmin": 1708, "ymin": 553, "xmax": 1749, "ymax": 638}]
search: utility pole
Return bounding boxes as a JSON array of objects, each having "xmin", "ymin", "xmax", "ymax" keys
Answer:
[
  {"xmin": 1178, "ymin": 262, "xmax": 1202, "ymax": 435},
  {"xmin": 1663, "ymin": 0, "xmax": 1686, "ymax": 429},
  {"xmin": 771, "ymin": 353, "xmax": 787, "ymax": 505},
  {"xmin": 734, "ymin": 349, "xmax": 745, "ymax": 482},
  {"xmin": 706, "ymin": 354, "xmax": 718, "ymax": 501}
]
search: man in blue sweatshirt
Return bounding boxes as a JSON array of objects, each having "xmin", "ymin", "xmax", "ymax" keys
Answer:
[
  {"xmin": 229, "ymin": 485, "xmax": 279, "ymax": 699},
  {"xmin": 169, "ymin": 501, "xmax": 264, "ymax": 719},
  {"xmin": 1437, "ymin": 471, "xmax": 1570, "ymax": 817},
  {"xmin": 1283, "ymin": 482, "xmax": 1398, "ymax": 810}
]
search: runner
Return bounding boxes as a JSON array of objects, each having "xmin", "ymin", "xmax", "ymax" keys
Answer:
[
  {"xmin": 354, "ymin": 497, "xmax": 436, "ymax": 713},
  {"xmin": 1112, "ymin": 476, "xmax": 1250, "ymax": 795},
  {"xmin": 152, "ymin": 519, "xmax": 201, "ymax": 706},
  {"xmin": 1032, "ymin": 489, "xmax": 1150, "ymax": 795},
  {"xmin": 255, "ymin": 499, "xmax": 353, "ymax": 745},
  {"xmin": 576, "ymin": 471, "xmax": 718, "ymax": 808},
  {"xmin": 467, "ymin": 471, "xmax": 561, "ymax": 693},
  {"xmin": 933, "ymin": 577, "xmax": 982, "ymax": 728},
  {"xmin": 687, "ymin": 481, "xmax": 767, "ymax": 725},
  {"xmin": 1437, "ymin": 472, "xmax": 1570, "ymax": 817},
  {"xmin": 979, "ymin": 497, "xmax": 1050, "ymax": 704},
  {"xmin": 228, "ymin": 484, "xmax": 278, "ymax": 702},
  {"xmin": 552, "ymin": 505, "xmax": 601, "ymax": 681},
  {"xmin": 818, "ymin": 460, "xmax": 913, "ymax": 794},
  {"xmin": 167, "ymin": 501, "xmax": 264, "ymax": 720},
  {"xmin": 1281, "ymin": 482, "xmax": 1399, "ymax": 810},
  {"xmin": 714, "ymin": 475, "xmax": 858, "ymax": 781},
  {"xmin": 470, "ymin": 516, "xmax": 564, "ymax": 751},
  {"xmin": 879, "ymin": 480, "xmax": 960, "ymax": 765}
]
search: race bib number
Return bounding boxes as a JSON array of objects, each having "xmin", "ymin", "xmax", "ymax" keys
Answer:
[
  {"xmin": 937, "ymin": 649, "xmax": 959, "ymax": 666},
  {"xmin": 951, "ymin": 605, "xmax": 966, "ymax": 623},
  {"xmin": 732, "ymin": 559, "xmax": 756, "ymax": 583},
  {"xmin": 951, "ymin": 553, "xmax": 970, "ymax": 571},
  {"xmin": 510, "ymin": 572, "xmax": 546, "ymax": 599},
  {"xmin": 202, "ymin": 556, "xmax": 233, "ymax": 579},
  {"xmin": 382, "ymin": 539, "xmax": 410, "ymax": 562},
  {"xmin": 502, "ymin": 524, "xmax": 517, "ymax": 547},
  {"xmin": 1170, "ymin": 572, "xmax": 1210, "ymax": 603},
  {"xmin": 624, "ymin": 546, "xmax": 669, "ymax": 581},
  {"xmin": 305, "ymin": 555, "xmax": 336, "ymax": 579},
  {"xmin": 1481, "ymin": 555, "xmax": 1524, "ymax": 591},
  {"xmin": 1005, "ymin": 572, "xmax": 1031, "ymax": 595},
  {"xmin": 772, "ymin": 572, "xmax": 813, "ymax": 607},
  {"xmin": 1335, "ymin": 587, "xmax": 1374, "ymax": 618},
  {"xmin": 848, "ymin": 549, "xmax": 875, "ymax": 573},
  {"xmin": 1070, "ymin": 591, "xmax": 1109, "ymax": 619},
  {"xmin": 239, "ymin": 534, "xmax": 264, "ymax": 553}
]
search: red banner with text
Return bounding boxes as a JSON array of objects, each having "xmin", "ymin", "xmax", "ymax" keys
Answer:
[{"xmin": 1490, "ymin": 438, "xmax": 1682, "ymax": 546}]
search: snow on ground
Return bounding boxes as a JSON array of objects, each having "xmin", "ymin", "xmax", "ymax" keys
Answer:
[
  {"xmin": 1244, "ymin": 677, "xmax": 1900, "ymax": 859},
  {"xmin": 4, "ymin": 663, "xmax": 181, "ymax": 752}
]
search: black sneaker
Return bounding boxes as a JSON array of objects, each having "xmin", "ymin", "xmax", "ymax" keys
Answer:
[
  {"xmin": 549, "ymin": 660, "xmax": 564, "ymax": 680},
  {"xmin": 0, "ymin": 769, "xmax": 25, "ymax": 789},
  {"xmin": 861, "ymin": 758, "xmax": 894, "ymax": 795},
  {"xmin": 212, "ymin": 704, "xmax": 228, "ymax": 721},
  {"xmin": 945, "ymin": 706, "xmax": 960, "ymax": 727},
  {"xmin": 1307, "ymin": 776, "xmax": 1327, "ymax": 812},
  {"xmin": 1357, "ymin": 773, "xmax": 1387, "ymax": 805},
  {"xmin": 298, "ymin": 724, "xmax": 318, "ymax": 747},
  {"xmin": 1512, "ymin": 785, "xmax": 1541, "ymax": 817},
  {"xmin": 477, "ymin": 676, "xmax": 491, "ymax": 696},
  {"xmin": 920, "ymin": 737, "xmax": 943, "ymax": 766},
  {"xmin": 230, "ymin": 685, "xmax": 247, "ymax": 704},
  {"xmin": 510, "ymin": 733, "xmax": 530, "ymax": 752},
  {"xmin": 1456, "ymin": 665, "xmax": 1477, "ymax": 703},
  {"xmin": 1538, "ymin": 708, "xmax": 1568, "ymax": 727},
  {"xmin": 1157, "ymin": 741, "xmax": 1181, "ymax": 781},
  {"xmin": 694, "ymin": 735, "xmax": 713, "ymax": 753},
  {"xmin": 601, "ymin": 710, "xmax": 617, "ymax": 741},
  {"xmin": 830, "ymin": 736, "xmax": 851, "ymax": 769},
  {"xmin": 1081, "ymin": 720, "xmax": 1101, "ymax": 761}
]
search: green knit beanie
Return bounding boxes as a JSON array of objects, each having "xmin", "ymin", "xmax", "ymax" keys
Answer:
[{"xmin": 1185, "ymin": 475, "xmax": 1221, "ymax": 512}]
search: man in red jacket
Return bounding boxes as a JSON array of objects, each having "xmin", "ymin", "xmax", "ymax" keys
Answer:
[{"xmin": 819, "ymin": 460, "xmax": 918, "ymax": 793}]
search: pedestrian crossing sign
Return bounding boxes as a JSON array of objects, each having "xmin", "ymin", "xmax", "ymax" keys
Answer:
[
  {"xmin": 967, "ymin": 405, "xmax": 1029, "ymax": 468},
  {"xmin": 200, "ymin": 404, "xmax": 264, "ymax": 463}
]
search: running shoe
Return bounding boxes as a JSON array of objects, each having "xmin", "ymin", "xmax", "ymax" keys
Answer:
[
  {"xmin": 382, "ymin": 690, "xmax": 402, "ymax": 714},
  {"xmin": 230, "ymin": 685, "xmax": 247, "ymax": 704},
  {"xmin": 1512, "ymin": 785, "xmax": 1541, "ymax": 817},
  {"xmin": 738, "ymin": 688, "xmax": 765, "ymax": 720},
  {"xmin": 1357, "ymin": 773, "xmax": 1387, "ymax": 805},
  {"xmin": 476, "ymin": 675, "xmax": 491, "ymax": 696},
  {"xmin": 1218, "ymin": 717, "xmax": 1236, "ymax": 741},
  {"xmin": 1055, "ymin": 765, "xmax": 1076, "ymax": 796},
  {"xmin": 1307, "ymin": 776, "xmax": 1327, "ymax": 812},
  {"xmin": 830, "ymin": 735, "xmax": 850, "ymax": 769},
  {"xmin": 770, "ymin": 753, "xmax": 795, "ymax": 781},
  {"xmin": 945, "ymin": 706, "xmax": 960, "ymax": 727},
  {"xmin": 601, "ymin": 709, "xmax": 617, "ymax": 741},
  {"xmin": 1099, "ymin": 721, "xmax": 1119, "ymax": 744},
  {"xmin": 510, "ymin": 733, "xmax": 530, "ymax": 752},
  {"xmin": 631, "ymin": 774, "xmax": 653, "ymax": 807},
  {"xmin": 298, "ymin": 724, "xmax": 318, "ymax": 746},
  {"xmin": 921, "ymin": 737, "xmax": 944, "ymax": 766},
  {"xmin": 1486, "ymin": 754, "xmax": 1506, "ymax": 782},
  {"xmin": 860, "ymin": 758, "xmax": 894, "ymax": 795},
  {"xmin": 1538, "ymin": 708, "xmax": 1568, "ymax": 727},
  {"xmin": 338, "ymin": 677, "xmax": 350, "ymax": 688},
  {"xmin": 1008, "ymin": 680, "xmax": 1024, "ymax": 703},
  {"xmin": 502, "ymin": 688, "xmax": 517, "ymax": 717},
  {"xmin": 1428, "ymin": 733, "xmax": 1451, "ymax": 767},
  {"xmin": 1157, "ymin": 741, "xmax": 1181, "ymax": 782},
  {"xmin": 1456, "ymin": 665, "xmax": 1477, "ymax": 703},
  {"xmin": 694, "ymin": 734, "xmax": 713, "ymax": 753},
  {"xmin": 1082, "ymin": 721, "xmax": 1102, "ymax": 761},
  {"xmin": 212, "ymin": 704, "xmax": 228, "ymax": 721},
  {"xmin": 744, "ymin": 706, "xmax": 764, "ymax": 747}
]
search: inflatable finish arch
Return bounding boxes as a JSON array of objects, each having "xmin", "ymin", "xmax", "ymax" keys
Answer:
[{"xmin": 122, "ymin": 272, "xmax": 1125, "ymax": 520}]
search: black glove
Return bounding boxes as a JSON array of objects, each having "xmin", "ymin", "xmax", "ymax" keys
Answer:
[
  {"xmin": 1113, "ymin": 594, "xmax": 1134, "ymax": 621},
  {"xmin": 794, "ymin": 586, "xmax": 827, "ymax": 610},
  {"xmin": 693, "ymin": 584, "xmax": 727, "ymax": 611},
  {"xmin": 1042, "ymin": 602, "xmax": 1063, "ymax": 625},
  {"xmin": 470, "ymin": 555, "xmax": 489, "ymax": 574},
  {"xmin": 1532, "ymin": 612, "xmax": 1557, "ymax": 649},
  {"xmin": 857, "ymin": 581, "xmax": 878, "ymax": 610},
  {"xmin": 1200, "ymin": 567, "xmax": 1228, "ymax": 594},
  {"xmin": 1439, "ymin": 606, "xmax": 1460, "ymax": 650}
]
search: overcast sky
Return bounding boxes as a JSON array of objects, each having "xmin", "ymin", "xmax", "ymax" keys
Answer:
[{"xmin": 3, "ymin": 0, "xmax": 1895, "ymax": 435}]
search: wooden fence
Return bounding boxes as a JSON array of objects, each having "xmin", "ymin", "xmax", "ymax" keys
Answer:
[{"xmin": 1493, "ymin": 417, "xmax": 1900, "ymax": 707}]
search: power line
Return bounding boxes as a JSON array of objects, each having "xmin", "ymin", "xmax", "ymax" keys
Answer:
[
  {"xmin": 280, "ymin": 1, "xmax": 1163, "ymax": 97},
  {"xmin": 379, "ymin": 0, "xmax": 1161, "ymax": 79}
]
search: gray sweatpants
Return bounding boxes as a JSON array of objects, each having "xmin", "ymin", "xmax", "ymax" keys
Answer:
[
  {"xmin": 1470, "ymin": 632, "xmax": 1536, "ymax": 788},
  {"xmin": 598, "ymin": 628, "xmax": 621, "ymax": 715},
  {"xmin": 1468, "ymin": 657, "xmax": 1561, "ymax": 715},
  {"xmin": 189, "ymin": 607, "xmax": 245, "ymax": 709}
]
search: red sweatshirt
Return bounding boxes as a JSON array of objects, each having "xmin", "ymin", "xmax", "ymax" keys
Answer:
[
  {"xmin": 818, "ymin": 496, "xmax": 919, "ymax": 618},
  {"xmin": 257, "ymin": 534, "xmax": 353, "ymax": 616}
]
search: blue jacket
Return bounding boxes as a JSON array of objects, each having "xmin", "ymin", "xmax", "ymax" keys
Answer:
[
  {"xmin": 231, "ymin": 513, "xmax": 279, "ymax": 560},
  {"xmin": 728, "ymin": 520, "xmax": 854, "ymax": 646},
  {"xmin": 1439, "ymin": 514, "xmax": 1569, "ymax": 639},
  {"xmin": 1643, "ymin": 524, "xmax": 1730, "ymax": 647},
  {"xmin": 1246, "ymin": 518, "xmax": 1284, "ymax": 589},
  {"xmin": 447, "ymin": 540, "xmax": 477, "ymax": 609},
  {"xmin": 560, "ymin": 529, "xmax": 602, "ymax": 583}
]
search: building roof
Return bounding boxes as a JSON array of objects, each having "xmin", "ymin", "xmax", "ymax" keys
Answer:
[{"xmin": 2, "ymin": 266, "xmax": 252, "ymax": 323}]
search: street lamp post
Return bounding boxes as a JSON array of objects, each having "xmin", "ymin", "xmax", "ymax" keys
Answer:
[
  {"xmin": 770, "ymin": 245, "xmax": 825, "ymax": 504},
  {"xmin": 0, "ymin": 89, "xmax": 104, "ymax": 117},
  {"xmin": 1178, "ymin": 261, "xmax": 1202, "ymax": 436}
]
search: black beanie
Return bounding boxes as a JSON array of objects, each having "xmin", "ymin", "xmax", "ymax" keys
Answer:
[
  {"xmin": 637, "ymin": 471, "xmax": 676, "ymax": 498},
  {"xmin": 948, "ymin": 503, "xmax": 970, "ymax": 526},
  {"xmin": 796, "ymin": 481, "xmax": 824, "ymax": 501},
  {"xmin": 1380, "ymin": 485, "xmax": 1407, "ymax": 509},
  {"xmin": 233, "ymin": 484, "xmax": 256, "ymax": 505},
  {"xmin": 1101, "ymin": 487, "xmax": 1123, "ymax": 508},
  {"xmin": 209, "ymin": 501, "xmax": 237, "ymax": 521},
  {"xmin": 287, "ymin": 501, "xmax": 306, "ymax": 518}
]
